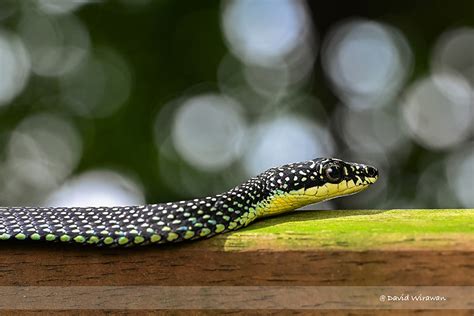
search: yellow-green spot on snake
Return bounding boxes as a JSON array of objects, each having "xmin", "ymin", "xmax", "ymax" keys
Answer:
[
  {"xmin": 118, "ymin": 237, "xmax": 129, "ymax": 245},
  {"xmin": 15, "ymin": 233, "xmax": 26, "ymax": 240},
  {"xmin": 88, "ymin": 236, "xmax": 100, "ymax": 244},
  {"xmin": 45, "ymin": 234, "xmax": 56, "ymax": 241},
  {"xmin": 184, "ymin": 230, "xmax": 195, "ymax": 239},
  {"xmin": 150, "ymin": 234, "xmax": 161, "ymax": 242},
  {"xmin": 215, "ymin": 224, "xmax": 225, "ymax": 233},
  {"xmin": 134, "ymin": 236, "xmax": 145, "ymax": 244},
  {"xmin": 0, "ymin": 233, "xmax": 11, "ymax": 240},
  {"xmin": 74, "ymin": 236, "xmax": 86, "ymax": 243},
  {"xmin": 167, "ymin": 232, "xmax": 179, "ymax": 241},
  {"xmin": 200, "ymin": 228, "xmax": 211, "ymax": 237},
  {"xmin": 30, "ymin": 233, "xmax": 41, "ymax": 241}
]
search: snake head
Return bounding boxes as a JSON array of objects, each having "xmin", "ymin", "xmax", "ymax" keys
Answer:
[{"xmin": 259, "ymin": 158, "xmax": 378, "ymax": 216}]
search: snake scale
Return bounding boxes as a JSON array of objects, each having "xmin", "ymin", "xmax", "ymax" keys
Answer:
[{"xmin": 0, "ymin": 158, "xmax": 377, "ymax": 247}]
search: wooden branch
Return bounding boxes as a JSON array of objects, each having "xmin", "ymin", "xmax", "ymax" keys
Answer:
[
  {"xmin": 0, "ymin": 209, "xmax": 472, "ymax": 286},
  {"xmin": 0, "ymin": 209, "xmax": 472, "ymax": 313}
]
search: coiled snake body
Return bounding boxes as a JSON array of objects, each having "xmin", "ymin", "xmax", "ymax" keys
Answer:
[{"xmin": 0, "ymin": 158, "xmax": 378, "ymax": 247}]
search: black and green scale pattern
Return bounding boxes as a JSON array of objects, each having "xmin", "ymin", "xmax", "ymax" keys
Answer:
[
  {"xmin": 0, "ymin": 158, "xmax": 378, "ymax": 247},
  {"xmin": 0, "ymin": 170, "xmax": 273, "ymax": 247}
]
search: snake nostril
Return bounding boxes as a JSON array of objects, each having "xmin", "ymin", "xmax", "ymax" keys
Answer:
[{"xmin": 367, "ymin": 166, "xmax": 378, "ymax": 177}]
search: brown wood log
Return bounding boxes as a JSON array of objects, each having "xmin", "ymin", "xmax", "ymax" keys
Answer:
[{"xmin": 0, "ymin": 209, "xmax": 471, "ymax": 314}]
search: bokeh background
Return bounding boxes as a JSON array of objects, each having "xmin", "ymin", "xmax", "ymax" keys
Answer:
[{"xmin": 0, "ymin": 0, "xmax": 472, "ymax": 209}]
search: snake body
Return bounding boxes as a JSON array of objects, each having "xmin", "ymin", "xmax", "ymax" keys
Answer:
[{"xmin": 0, "ymin": 158, "xmax": 378, "ymax": 247}]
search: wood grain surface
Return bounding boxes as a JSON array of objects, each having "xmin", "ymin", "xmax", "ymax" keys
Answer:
[{"xmin": 0, "ymin": 209, "xmax": 472, "ymax": 314}]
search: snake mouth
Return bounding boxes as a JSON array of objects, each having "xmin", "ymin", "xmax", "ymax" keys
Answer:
[
  {"xmin": 366, "ymin": 175, "xmax": 378, "ymax": 184},
  {"xmin": 303, "ymin": 172, "xmax": 378, "ymax": 200},
  {"xmin": 361, "ymin": 173, "xmax": 379, "ymax": 185},
  {"xmin": 352, "ymin": 173, "xmax": 378, "ymax": 190}
]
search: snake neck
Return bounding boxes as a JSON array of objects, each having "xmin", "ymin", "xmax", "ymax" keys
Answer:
[{"xmin": 218, "ymin": 172, "xmax": 308, "ymax": 223}]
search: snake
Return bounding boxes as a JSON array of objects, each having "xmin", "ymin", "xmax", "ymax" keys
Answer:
[{"xmin": 0, "ymin": 158, "xmax": 377, "ymax": 247}]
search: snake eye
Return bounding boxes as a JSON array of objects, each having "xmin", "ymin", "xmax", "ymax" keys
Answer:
[{"xmin": 325, "ymin": 164, "xmax": 342, "ymax": 183}]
